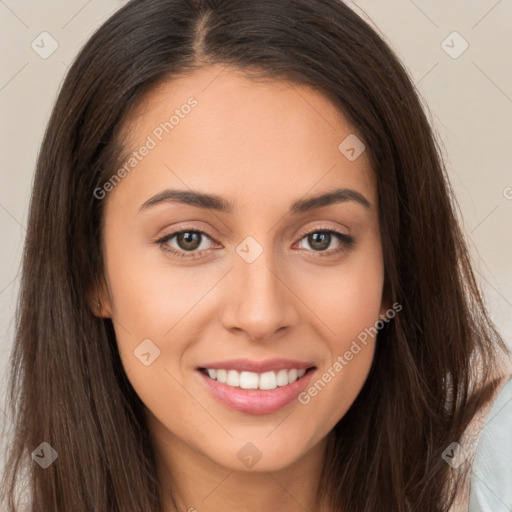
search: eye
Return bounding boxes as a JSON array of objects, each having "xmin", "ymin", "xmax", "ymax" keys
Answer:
[
  {"xmin": 296, "ymin": 228, "xmax": 355, "ymax": 256},
  {"xmin": 156, "ymin": 229, "xmax": 217, "ymax": 260}
]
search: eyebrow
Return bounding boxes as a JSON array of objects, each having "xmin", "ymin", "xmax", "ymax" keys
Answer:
[{"xmin": 138, "ymin": 187, "xmax": 372, "ymax": 214}]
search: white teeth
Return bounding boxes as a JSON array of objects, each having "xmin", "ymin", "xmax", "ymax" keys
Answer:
[
  {"xmin": 204, "ymin": 367, "xmax": 309, "ymax": 390},
  {"xmin": 259, "ymin": 371, "xmax": 277, "ymax": 390},
  {"xmin": 239, "ymin": 371, "xmax": 259, "ymax": 389},
  {"xmin": 226, "ymin": 370, "xmax": 240, "ymax": 387},
  {"xmin": 276, "ymin": 369, "xmax": 289, "ymax": 386}
]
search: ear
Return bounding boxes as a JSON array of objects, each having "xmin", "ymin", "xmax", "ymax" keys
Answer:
[{"xmin": 89, "ymin": 277, "xmax": 112, "ymax": 318}]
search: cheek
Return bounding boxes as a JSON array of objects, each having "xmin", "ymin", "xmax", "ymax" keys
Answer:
[
  {"xmin": 297, "ymin": 233, "xmax": 385, "ymax": 348},
  {"xmin": 103, "ymin": 214, "xmax": 219, "ymax": 335},
  {"xmin": 292, "ymin": 241, "xmax": 384, "ymax": 424},
  {"xmin": 104, "ymin": 252, "xmax": 209, "ymax": 377},
  {"xmin": 293, "ymin": 292, "xmax": 380, "ymax": 441}
]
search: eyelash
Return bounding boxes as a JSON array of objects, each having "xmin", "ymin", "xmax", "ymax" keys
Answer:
[{"xmin": 155, "ymin": 226, "xmax": 355, "ymax": 260}]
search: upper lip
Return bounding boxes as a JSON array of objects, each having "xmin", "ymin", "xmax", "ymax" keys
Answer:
[{"xmin": 198, "ymin": 358, "xmax": 316, "ymax": 373}]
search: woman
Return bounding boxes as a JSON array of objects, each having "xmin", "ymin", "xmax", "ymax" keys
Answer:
[{"xmin": 1, "ymin": 0, "xmax": 510, "ymax": 510}]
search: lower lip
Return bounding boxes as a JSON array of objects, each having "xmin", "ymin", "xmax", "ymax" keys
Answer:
[{"xmin": 197, "ymin": 368, "xmax": 316, "ymax": 415}]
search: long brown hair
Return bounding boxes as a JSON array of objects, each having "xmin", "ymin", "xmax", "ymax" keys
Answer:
[{"xmin": 1, "ymin": 0, "xmax": 509, "ymax": 510}]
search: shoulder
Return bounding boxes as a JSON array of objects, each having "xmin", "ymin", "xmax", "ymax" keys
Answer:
[{"xmin": 468, "ymin": 374, "xmax": 512, "ymax": 512}]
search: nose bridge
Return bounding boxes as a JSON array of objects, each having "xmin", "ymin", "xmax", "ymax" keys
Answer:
[
  {"xmin": 239, "ymin": 239, "xmax": 280, "ymax": 299},
  {"xmin": 220, "ymin": 233, "xmax": 298, "ymax": 340}
]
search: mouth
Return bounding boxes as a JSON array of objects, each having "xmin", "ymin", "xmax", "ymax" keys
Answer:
[{"xmin": 196, "ymin": 359, "xmax": 317, "ymax": 415}]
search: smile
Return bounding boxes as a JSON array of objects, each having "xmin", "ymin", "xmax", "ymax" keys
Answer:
[{"xmin": 196, "ymin": 359, "xmax": 317, "ymax": 415}]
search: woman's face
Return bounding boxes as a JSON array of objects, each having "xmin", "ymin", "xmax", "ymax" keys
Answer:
[{"xmin": 98, "ymin": 65, "xmax": 386, "ymax": 473}]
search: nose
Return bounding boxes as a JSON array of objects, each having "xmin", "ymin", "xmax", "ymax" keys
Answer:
[{"xmin": 220, "ymin": 246, "xmax": 300, "ymax": 342}]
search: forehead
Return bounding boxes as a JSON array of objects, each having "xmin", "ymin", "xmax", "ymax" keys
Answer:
[{"xmin": 112, "ymin": 65, "xmax": 376, "ymax": 212}]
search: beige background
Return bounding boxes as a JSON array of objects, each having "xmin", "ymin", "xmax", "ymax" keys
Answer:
[{"xmin": 1, "ymin": 0, "xmax": 511, "ymax": 493}]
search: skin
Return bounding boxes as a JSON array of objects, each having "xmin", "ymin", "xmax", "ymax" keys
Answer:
[{"xmin": 96, "ymin": 64, "xmax": 387, "ymax": 512}]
